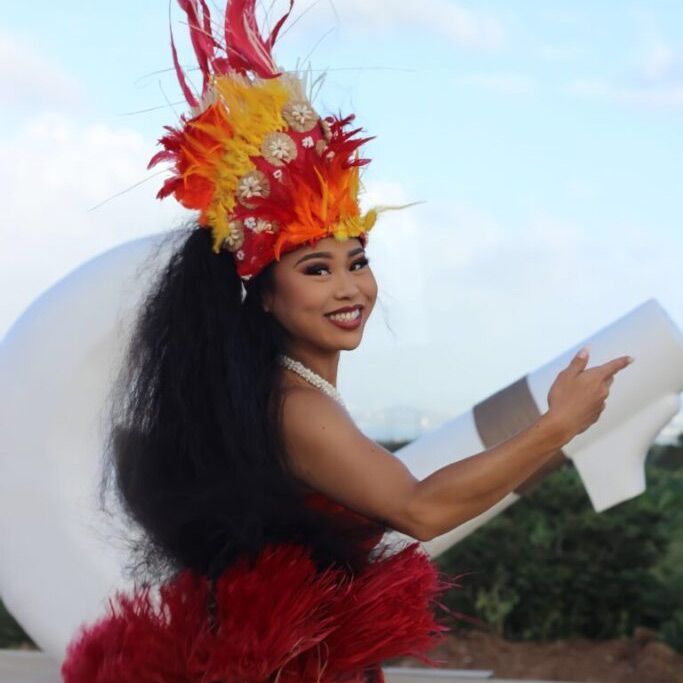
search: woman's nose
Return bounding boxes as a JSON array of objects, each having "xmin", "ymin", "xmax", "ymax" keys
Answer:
[{"xmin": 334, "ymin": 268, "xmax": 361, "ymax": 297}]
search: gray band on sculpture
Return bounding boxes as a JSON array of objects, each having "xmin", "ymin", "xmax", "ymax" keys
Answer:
[{"xmin": 472, "ymin": 375, "xmax": 568, "ymax": 496}]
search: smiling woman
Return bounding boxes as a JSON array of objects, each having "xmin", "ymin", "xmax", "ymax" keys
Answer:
[
  {"xmin": 58, "ymin": 1, "xmax": 459, "ymax": 681},
  {"xmin": 58, "ymin": 217, "xmax": 458, "ymax": 683}
]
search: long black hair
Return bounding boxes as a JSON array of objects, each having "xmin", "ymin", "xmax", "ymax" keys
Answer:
[{"xmin": 100, "ymin": 224, "xmax": 386, "ymax": 586}]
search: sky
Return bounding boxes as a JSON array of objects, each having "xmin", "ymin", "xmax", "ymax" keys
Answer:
[{"xmin": 2, "ymin": 1, "xmax": 682, "ymax": 442}]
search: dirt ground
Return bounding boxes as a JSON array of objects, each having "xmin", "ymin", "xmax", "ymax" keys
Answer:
[
  {"xmin": 389, "ymin": 628, "xmax": 683, "ymax": 683},
  {"xmin": 10, "ymin": 627, "xmax": 683, "ymax": 682}
]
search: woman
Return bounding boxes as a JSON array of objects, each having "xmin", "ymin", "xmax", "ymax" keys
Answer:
[{"xmin": 60, "ymin": 1, "xmax": 633, "ymax": 682}]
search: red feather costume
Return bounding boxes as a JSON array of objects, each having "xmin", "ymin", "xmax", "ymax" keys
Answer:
[{"xmin": 61, "ymin": 491, "xmax": 459, "ymax": 683}]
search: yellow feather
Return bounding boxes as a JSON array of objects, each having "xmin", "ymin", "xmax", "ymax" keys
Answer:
[{"xmin": 205, "ymin": 75, "xmax": 290, "ymax": 251}]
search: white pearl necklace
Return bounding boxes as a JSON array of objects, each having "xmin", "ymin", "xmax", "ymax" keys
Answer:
[{"xmin": 278, "ymin": 354, "xmax": 346, "ymax": 409}]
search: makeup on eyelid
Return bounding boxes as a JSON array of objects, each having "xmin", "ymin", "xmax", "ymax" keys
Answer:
[{"xmin": 305, "ymin": 257, "xmax": 370, "ymax": 276}]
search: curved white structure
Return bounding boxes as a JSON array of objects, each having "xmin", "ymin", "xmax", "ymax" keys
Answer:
[
  {"xmin": 1, "ymin": 232, "xmax": 682, "ymax": 661},
  {"xmin": 0, "ymin": 232, "xmax": 179, "ymax": 660}
]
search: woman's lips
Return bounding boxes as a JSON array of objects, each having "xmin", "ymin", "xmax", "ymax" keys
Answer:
[{"xmin": 325, "ymin": 308, "xmax": 363, "ymax": 330}]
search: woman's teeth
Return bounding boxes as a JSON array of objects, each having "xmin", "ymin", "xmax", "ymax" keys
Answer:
[{"xmin": 328, "ymin": 309, "xmax": 360, "ymax": 321}]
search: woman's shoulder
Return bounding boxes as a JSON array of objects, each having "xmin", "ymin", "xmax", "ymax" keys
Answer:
[{"xmin": 278, "ymin": 380, "xmax": 348, "ymax": 416}]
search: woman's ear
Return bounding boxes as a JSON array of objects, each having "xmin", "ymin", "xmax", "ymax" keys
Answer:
[{"xmin": 255, "ymin": 262, "xmax": 276, "ymax": 313}]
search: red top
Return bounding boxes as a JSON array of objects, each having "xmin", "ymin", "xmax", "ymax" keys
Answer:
[{"xmin": 303, "ymin": 489, "xmax": 387, "ymax": 552}]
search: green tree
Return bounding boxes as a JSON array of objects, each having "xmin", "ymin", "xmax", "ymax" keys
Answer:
[{"xmin": 437, "ymin": 454, "xmax": 683, "ymax": 652}]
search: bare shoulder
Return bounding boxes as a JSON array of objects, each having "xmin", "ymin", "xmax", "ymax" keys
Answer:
[
  {"xmin": 280, "ymin": 384, "xmax": 357, "ymax": 428},
  {"xmin": 279, "ymin": 385, "xmax": 373, "ymax": 472},
  {"xmin": 277, "ymin": 385, "xmax": 425, "ymax": 539}
]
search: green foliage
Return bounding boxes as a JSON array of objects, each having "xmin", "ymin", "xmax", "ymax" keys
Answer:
[
  {"xmin": 437, "ymin": 453, "xmax": 683, "ymax": 652},
  {"xmin": 649, "ymin": 431, "xmax": 683, "ymax": 470}
]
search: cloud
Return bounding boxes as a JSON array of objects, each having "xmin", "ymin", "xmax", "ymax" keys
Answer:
[
  {"xmin": 0, "ymin": 28, "xmax": 81, "ymax": 110},
  {"xmin": 640, "ymin": 40, "xmax": 683, "ymax": 83},
  {"xmin": 537, "ymin": 44, "xmax": 585, "ymax": 62},
  {"xmin": 419, "ymin": 201, "xmax": 681, "ymax": 337},
  {"xmin": 563, "ymin": 19, "xmax": 683, "ymax": 110},
  {"xmin": 278, "ymin": 0, "xmax": 504, "ymax": 49},
  {"xmin": 0, "ymin": 113, "xmax": 186, "ymax": 339},
  {"xmin": 564, "ymin": 77, "xmax": 683, "ymax": 109},
  {"xmin": 456, "ymin": 72, "xmax": 536, "ymax": 95}
]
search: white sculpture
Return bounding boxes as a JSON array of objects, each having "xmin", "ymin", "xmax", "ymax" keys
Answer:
[{"xmin": 1, "ymin": 232, "xmax": 682, "ymax": 662}]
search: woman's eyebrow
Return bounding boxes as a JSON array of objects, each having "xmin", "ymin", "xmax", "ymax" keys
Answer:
[{"xmin": 295, "ymin": 247, "xmax": 364, "ymax": 266}]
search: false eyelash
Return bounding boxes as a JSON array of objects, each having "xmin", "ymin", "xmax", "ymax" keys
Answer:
[{"xmin": 305, "ymin": 257, "xmax": 370, "ymax": 276}]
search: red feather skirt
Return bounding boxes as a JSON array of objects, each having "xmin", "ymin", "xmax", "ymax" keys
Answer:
[{"xmin": 61, "ymin": 539, "xmax": 458, "ymax": 683}]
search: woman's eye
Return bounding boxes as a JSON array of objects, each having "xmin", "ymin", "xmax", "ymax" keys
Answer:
[
  {"xmin": 305, "ymin": 264, "xmax": 331, "ymax": 275},
  {"xmin": 304, "ymin": 257, "xmax": 370, "ymax": 276}
]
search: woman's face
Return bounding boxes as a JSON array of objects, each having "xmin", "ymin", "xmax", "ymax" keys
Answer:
[{"xmin": 262, "ymin": 236, "xmax": 377, "ymax": 352}]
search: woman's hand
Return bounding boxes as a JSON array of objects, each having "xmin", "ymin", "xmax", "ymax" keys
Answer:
[{"xmin": 546, "ymin": 347, "xmax": 633, "ymax": 444}]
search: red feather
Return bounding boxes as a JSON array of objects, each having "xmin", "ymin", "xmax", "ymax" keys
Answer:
[
  {"xmin": 225, "ymin": 0, "xmax": 291, "ymax": 78},
  {"xmin": 177, "ymin": 0, "xmax": 218, "ymax": 94},
  {"xmin": 169, "ymin": 0, "xmax": 294, "ymax": 107},
  {"xmin": 170, "ymin": 20, "xmax": 199, "ymax": 108},
  {"xmin": 266, "ymin": 0, "xmax": 294, "ymax": 52},
  {"xmin": 61, "ymin": 541, "xmax": 459, "ymax": 683}
]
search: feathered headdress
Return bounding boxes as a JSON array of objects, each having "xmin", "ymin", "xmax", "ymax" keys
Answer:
[{"xmin": 149, "ymin": 0, "xmax": 381, "ymax": 281}]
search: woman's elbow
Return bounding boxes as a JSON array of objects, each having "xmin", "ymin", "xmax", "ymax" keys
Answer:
[
  {"xmin": 389, "ymin": 519, "xmax": 434, "ymax": 542},
  {"xmin": 415, "ymin": 526, "xmax": 435, "ymax": 543},
  {"xmin": 399, "ymin": 494, "xmax": 441, "ymax": 543},
  {"xmin": 403, "ymin": 493, "xmax": 471, "ymax": 542},
  {"xmin": 412, "ymin": 517, "xmax": 442, "ymax": 542}
]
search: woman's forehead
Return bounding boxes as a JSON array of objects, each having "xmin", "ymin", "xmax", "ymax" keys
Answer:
[{"xmin": 294, "ymin": 236, "xmax": 364, "ymax": 256}]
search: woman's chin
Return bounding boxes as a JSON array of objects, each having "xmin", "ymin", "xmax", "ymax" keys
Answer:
[
  {"xmin": 340, "ymin": 338, "xmax": 362, "ymax": 351},
  {"xmin": 321, "ymin": 330, "xmax": 364, "ymax": 351},
  {"xmin": 340, "ymin": 331, "xmax": 365, "ymax": 350}
]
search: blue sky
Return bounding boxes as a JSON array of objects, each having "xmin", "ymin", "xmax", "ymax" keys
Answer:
[{"xmin": 2, "ymin": 1, "xmax": 682, "ymax": 441}]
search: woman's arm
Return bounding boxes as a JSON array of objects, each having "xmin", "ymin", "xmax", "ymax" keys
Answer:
[
  {"xmin": 281, "ymin": 349, "xmax": 631, "ymax": 540},
  {"xmin": 279, "ymin": 386, "xmax": 568, "ymax": 542},
  {"xmin": 406, "ymin": 412, "xmax": 566, "ymax": 539}
]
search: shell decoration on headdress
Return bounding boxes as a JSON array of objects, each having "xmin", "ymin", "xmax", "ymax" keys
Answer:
[{"xmin": 148, "ymin": 0, "xmax": 382, "ymax": 281}]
